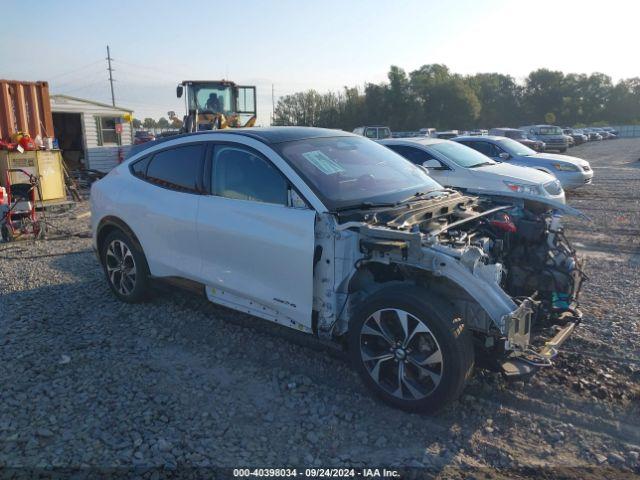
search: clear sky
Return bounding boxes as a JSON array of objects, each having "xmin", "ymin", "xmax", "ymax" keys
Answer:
[{"xmin": 1, "ymin": 0, "xmax": 638, "ymax": 125}]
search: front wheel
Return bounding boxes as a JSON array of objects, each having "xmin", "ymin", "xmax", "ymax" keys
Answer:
[{"xmin": 348, "ymin": 285, "xmax": 474, "ymax": 413}]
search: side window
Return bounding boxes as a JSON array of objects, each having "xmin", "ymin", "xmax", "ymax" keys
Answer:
[
  {"xmin": 213, "ymin": 146, "xmax": 288, "ymax": 205},
  {"xmin": 490, "ymin": 143, "xmax": 504, "ymax": 156},
  {"xmin": 365, "ymin": 128, "xmax": 378, "ymax": 139},
  {"xmin": 131, "ymin": 156, "xmax": 151, "ymax": 178},
  {"xmin": 465, "ymin": 141, "xmax": 492, "ymax": 156},
  {"xmin": 388, "ymin": 145, "xmax": 436, "ymax": 165},
  {"xmin": 145, "ymin": 143, "xmax": 204, "ymax": 192}
]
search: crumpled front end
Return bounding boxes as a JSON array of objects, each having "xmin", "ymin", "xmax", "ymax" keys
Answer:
[
  {"xmin": 334, "ymin": 190, "xmax": 586, "ymax": 373},
  {"xmin": 422, "ymin": 205, "xmax": 586, "ymax": 368}
]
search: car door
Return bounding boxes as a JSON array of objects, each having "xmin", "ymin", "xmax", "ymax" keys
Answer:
[
  {"xmin": 123, "ymin": 142, "xmax": 205, "ymax": 278},
  {"xmin": 196, "ymin": 142, "xmax": 316, "ymax": 329}
]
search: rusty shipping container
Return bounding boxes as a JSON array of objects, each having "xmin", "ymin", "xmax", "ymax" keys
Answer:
[{"xmin": 0, "ymin": 80, "xmax": 54, "ymax": 140}]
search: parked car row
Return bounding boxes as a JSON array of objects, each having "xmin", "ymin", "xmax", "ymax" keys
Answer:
[
  {"xmin": 572, "ymin": 126, "xmax": 618, "ymax": 141},
  {"xmin": 379, "ymin": 137, "xmax": 567, "ymax": 203},
  {"xmin": 134, "ymin": 130, "xmax": 156, "ymax": 144},
  {"xmin": 134, "ymin": 129, "xmax": 182, "ymax": 145},
  {"xmin": 93, "ymin": 126, "xmax": 588, "ymax": 413},
  {"xmin": 488, "ymin": 128, "xmax": 545, "ymax": 152},
  {"xmin": 453, "ymin": 135, "xmax": 592, "ymax": 190},
  {"xmin": 357, "ymin": 124, "xmax": 619, "ymax": 153},
  {"xmin": 364, "ymin": 127, "xmax": 594, "ymax": 192}
]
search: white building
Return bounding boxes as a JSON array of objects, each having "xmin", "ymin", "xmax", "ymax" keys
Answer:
[{"xmin": 50, "ymin": 95, "xmax": 134, "ymax": 172}]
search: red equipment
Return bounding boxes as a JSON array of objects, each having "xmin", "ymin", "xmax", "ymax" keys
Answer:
[{"xmin": 1, "ymin": 169, "xmax": 46, "ymax": 242}]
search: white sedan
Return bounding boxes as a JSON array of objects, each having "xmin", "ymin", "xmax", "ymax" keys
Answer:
[{"xmin": 379, "ymin": 137, "xmax": 570, "ymax": 211}]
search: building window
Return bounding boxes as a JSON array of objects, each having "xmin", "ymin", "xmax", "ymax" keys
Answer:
[{"xmin": 96, "ymin": 116, "xmax": 120, "ymax": 145}]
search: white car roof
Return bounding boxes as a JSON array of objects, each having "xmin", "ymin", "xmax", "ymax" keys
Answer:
[
  {"xmin": 452, "ymin": 135, "xmax": 505, "ymax": 141},
  {"xmin": 379, "ymin": 137, "xmax": 447, "ymax": 146}
]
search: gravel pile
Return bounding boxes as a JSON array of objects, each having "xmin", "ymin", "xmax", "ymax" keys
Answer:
[{"xmin": 1, "ymin": 139, "xmax": 639, "ymax": 477}]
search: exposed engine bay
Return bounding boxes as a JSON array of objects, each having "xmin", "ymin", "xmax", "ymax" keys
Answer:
[
  {"xmin": 314, "ymin": 189, "xmax": 586, "ymax": 369},
  {"xmin": 436, "ymin": 200, "xmax": 585, "ymax": 325}
]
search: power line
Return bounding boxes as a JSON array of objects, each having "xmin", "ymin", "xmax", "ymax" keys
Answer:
[
  {"xmin": 115, "ymin": 97, "xmax": 174, "ymax": 109},
  {"xmin": 57, "ymin": 79, "xmax": 107, "ymax": 95},
  {"xmin": 50, "ymin": 68, "xmax": 106, "ymax": 90},
  {"xmin": 113, "ymin": 59, "xmax": 180, "ymax": 80},
  {"xmin": 47, "ymin": 60, "xmax": 104, "ymax": 81},
  {"xmin": 115, "ymin": 69, "xmax": 169, "ymax": 82}
]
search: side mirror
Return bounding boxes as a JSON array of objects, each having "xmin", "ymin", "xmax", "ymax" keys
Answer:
[
  {"xmin": 499, "ymin": 152, "xmax": 510, "ymax": 160},
  {"xmin": 176, "ymin": 85, "xmax": 183, "ymax": 98},
  {"xmin": 423, "ymin": 159, "xmax": 442, "ymax": 169}
]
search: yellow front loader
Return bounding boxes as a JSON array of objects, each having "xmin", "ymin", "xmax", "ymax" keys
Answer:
[{"xmin": 176, "ymin": 80, "xmax": 257, "ymax": 132}]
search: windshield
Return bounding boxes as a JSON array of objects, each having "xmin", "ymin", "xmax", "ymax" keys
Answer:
[
  {"xmin": 190, "ymin": 84, "xmax": 233, "ymax": 114},
  {"xmin": 277, "ymin": 136, "xmax": 443, "ymax": 210},
  {"xmin": 496, "ymin": 137, "xmax": 537, "ymax": 156},
  {"xmin": 539, "ymin": 126, "xmax": 563, "ymax": 135},
  {"xmin": 428, "ymin": 141, "xmax": 496, "ymax": 168}
]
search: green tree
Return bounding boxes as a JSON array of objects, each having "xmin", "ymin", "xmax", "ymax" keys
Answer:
[
  {"xmin": 132, "ymin": 118, "xmax": 142, "ymax": 129},
  {"xmin": 468, "ymin": 73, "xmax": 521, "ymax": 127},
  {"xmin": 157, "ymin": 117, "xmax": 170, "ymax": 129},
  {"xmin": 607, "ymin": 77, "xmax": 640, "ymax": 124},
  {"xmin": 274, "ymin": 64, "xmax": 640, "ymax": 131},
  {"xmin": 522, "ymin": 69, "xmax": 565, "ymax": 123},
  {"xmin": 142, "ymin": 118, "xmax": 156, "ymax": 129},
  {"xmin": 385, "ymin": 66, "xmax": 418, "ymax": 130},
  {"xmin": 580, "ymin": 73, "xmax": 613, "ymax": 124},
  {"xmin": 273, "ymin": 90, "xmax": 330, "ymax": 126},
  {"xmin": 409, "ymin": 64, "xmax": 452, "ymax": 128},
  {"xmin": 409, "ymin": 65, "xmax": 481, "ymax": 129}
]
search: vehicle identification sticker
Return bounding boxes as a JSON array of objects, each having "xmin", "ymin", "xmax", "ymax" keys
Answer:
[{"xmin": 302, "ymin": 150, "xmax": 345, "ymax": 175}]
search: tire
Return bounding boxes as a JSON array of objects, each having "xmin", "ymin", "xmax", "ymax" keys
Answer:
[
  {"xmin": 101, "ymin": 229, "xmax": 150, "ymax": 303},
  {"xmin": 1, "ymin": 223, "xmax": 13, "ymax": 242},
  {"xmin": 348, "ymin": 285, "xmax": 474, "ymax": 413}
]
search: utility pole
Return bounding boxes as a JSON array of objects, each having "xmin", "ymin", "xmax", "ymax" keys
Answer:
[{"xmin": 106, "ymin": 45, "xmax": 116, "ymax": 107}]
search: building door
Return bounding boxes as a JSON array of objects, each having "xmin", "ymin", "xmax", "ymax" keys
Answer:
[{"xmin": 52, "ymin": 112, "xmax": 85, "ymax": 169}]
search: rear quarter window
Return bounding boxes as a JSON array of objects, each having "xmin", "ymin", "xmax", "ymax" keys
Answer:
[
  {"xmin": 144, "ymin": 143, "xmax": 205, "ymax": 192},
  {"xmin": 130, "ymin": 156, "xmax": 150, "ymax": 178}
]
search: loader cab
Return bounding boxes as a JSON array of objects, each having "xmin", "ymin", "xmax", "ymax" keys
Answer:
[{"xmin": 177, "ymin": 80, "xmax": 256, "ymax": 131}]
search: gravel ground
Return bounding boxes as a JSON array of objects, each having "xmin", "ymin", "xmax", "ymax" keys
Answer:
[{"xmin": 1, "ymin": 139, "xmax": 639, "ymax": 478}]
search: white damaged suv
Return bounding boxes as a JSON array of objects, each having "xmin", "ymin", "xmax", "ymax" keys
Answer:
[{"xmin": 91, "ymin": 127, "xmax": 585, "ymax": 412}]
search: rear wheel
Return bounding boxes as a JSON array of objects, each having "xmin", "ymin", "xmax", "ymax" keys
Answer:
[
  {"xmin": 349, "ymin": 285, "xmax": 474, "ymax": 413},
  {"xmin": 101, "ymin": 229, "xmax": 150, "ymax": 303}
]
